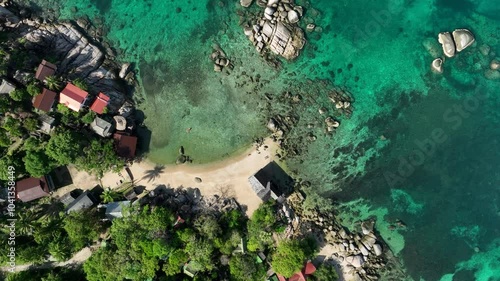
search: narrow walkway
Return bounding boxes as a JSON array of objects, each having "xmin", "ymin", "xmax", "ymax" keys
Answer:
[{"xmin": 0, "ymin": 247, "xmax": 92, "ymax": 273}]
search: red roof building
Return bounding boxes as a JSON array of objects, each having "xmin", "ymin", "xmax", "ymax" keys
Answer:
[
  {"xmin": 59, "ymin": 83, "xmax": 89, "ymax": 112},
  {"xmin": 288, "ymin": 262, "xmax": 317, "ymax": 281},
  {"xmin": 32, "ymin": 88, "xmax": 57, "ymax": 112},
  {"xmin": 35, "ymin": 60, "xmax": 57, "ymax": 81},
  {"xmin": 90, "ymin": 92, "xmax": 110, "ymax": 114},
  {"xmin": 113, "ymin": 133, "xmax": 138, "ymax": 159},
  {"xmin": 16, "ymin": 176, "xmax": 51, "ymax": 202}
]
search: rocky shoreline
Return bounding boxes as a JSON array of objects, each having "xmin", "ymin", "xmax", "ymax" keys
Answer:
[{"xmin": 0, "ymin": 0, "xmax": 137, "ymax": 114}]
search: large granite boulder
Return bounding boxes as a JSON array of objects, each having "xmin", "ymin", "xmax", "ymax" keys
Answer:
[
  {"xmin": 438, "ymin": 32, "xmax": 456, "ymax": 58},
  {"xmin": 452, "ymin": 29, "xmax": 475, "ymax": 52}
]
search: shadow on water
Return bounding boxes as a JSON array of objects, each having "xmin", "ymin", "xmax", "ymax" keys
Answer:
[
  {"xmin": 90, "ymin": 0, "xmax": 112, "ymax": 14},
  {"xmin": 135, "ymin": 110, "xmax": 152, "ymax": 155}
]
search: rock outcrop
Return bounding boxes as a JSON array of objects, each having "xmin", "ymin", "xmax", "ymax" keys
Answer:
[
  {"xmin": 437, "ymin": 28, "xmax": 475, "ymax": 58},
  {"xmin": 243, "ymin": 0, "xmax": 306, "ymax": 60},
  {"xmin": 438, "ymin": 32, "xmax": 456, "ymax": 58},
  {"xmin": 452, "ymin": 29, "xmax": 475, "ymax": 52},
  {"xmin": 19, "ymin": 21, "xmax": 127, "ymax": 112}
]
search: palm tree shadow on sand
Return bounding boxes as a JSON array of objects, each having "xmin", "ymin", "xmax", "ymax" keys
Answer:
[{"xmin": 142, "ymin": 165, "xmax": 165, "ymax": 183}]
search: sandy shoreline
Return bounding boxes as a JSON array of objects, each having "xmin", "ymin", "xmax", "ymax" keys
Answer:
[{"xmin": 56, "ymin": 138, "xmax": 278, "ymax": 216}]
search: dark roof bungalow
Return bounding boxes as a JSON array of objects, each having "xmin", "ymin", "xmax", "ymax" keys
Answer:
[
  {"xmin": 35, "ymin": 60, "xmax": 57, "ymax": 81},
  {"xmin": 90, "ymin": 92, "xmax": 110, "ymax": 114},
  {"xmin": 113, "ymin": 133, "xmax": 138, "ymax": 159},
  {"xmin": 248, "ymin": 161, "xmax": 293, "ymax": 203},
  {"xmin": 16, "ymin": 176, "xmax": 53, "ymax": 202},
  {"xmin": 32, "ymin": 88, "xmax": 57, "ymax": 112},
  {"xmin": 65, "ymin": 191, "xmax": 95, "ymax": 213}
]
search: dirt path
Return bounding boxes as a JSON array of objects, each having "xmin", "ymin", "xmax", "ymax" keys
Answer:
[{"xmin": 0, "ymin": 247, "xmax": 92, "ymax": 273}]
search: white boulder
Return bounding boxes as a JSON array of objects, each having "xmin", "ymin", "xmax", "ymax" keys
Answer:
[
  {"xmin": 287, "ymin": 10, "xmax": 300, "ymax": 24},
  {"xmin": 490, "ymin": 59, "xmax": 499, "ymax": 70},
  {"xmin": 438, "ymin": 32, "xmax": 456, "ymax": 58},
  {"xmin": 240, "ymin": 0, "xmax": 253, "ymax": 7},
  {"xmin": 452, "ymin": 29, "xmax": 475, "ymax": 52},
  {"xmin": 373, "ymin": 244, "xmax": 383, "ymax": 256},
  {"xmin": 346, "ymin": 255, "xmax": 364, "ymax": 268},
  {"xmin": 431, "ymin": 58, "xmax": 444, "ymax": 74}
]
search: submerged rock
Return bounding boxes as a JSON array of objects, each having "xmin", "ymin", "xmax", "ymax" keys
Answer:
[
  {"xmin": 431, "ymin": 58, "xmax": 443, "ymax": 74},
  {"xmin": 490, "ymin": 59, "xmax": 499, "ymax": 70},
  {"xmin": 240, "ymin": 0, "xmax": 253, "ymax": 7},
  {"xmin": 438, "ymin": 32, "xmax": 456, "ymax": 58},
  {"xmin": 452, "ymin": 29, "xmax": 475, "ymax": 52}
]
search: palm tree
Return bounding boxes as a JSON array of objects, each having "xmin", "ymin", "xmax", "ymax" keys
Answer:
[
  {"xmin": 44, "ymin": 75, "xmax": 61, "ymax": 91},
  {"xmin": 101, "ymin": 188, "xmax": 121, "ymax": 203},
  {"xmin": 142, "ymin": 165, "xmax": 165, "ymax": 183},
  {"xmin": 16, "ymin": 209, "xmax": 41, "ymax": 236}
]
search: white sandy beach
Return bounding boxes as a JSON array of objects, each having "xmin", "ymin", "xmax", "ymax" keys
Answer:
[{"xmin": 54, "ymin": 138, "xmax": 278, "ymax": 215}]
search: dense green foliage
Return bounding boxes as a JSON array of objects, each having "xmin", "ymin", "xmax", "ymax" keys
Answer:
[
  {"xmin": 229, "ymin": 254, "xmax": 266, "ymax": 281},
  {"xmin": 82, "ymin": 111, "xmax": 96, "ymax": 124},
  {"xmin": 23, "ymin": 150, "xmax": 55, "ymax": 177},
  {"xmin": 0, "ymin": 200, "xmax": 103, "ymax": 267},
  {"xmin": 312, "ymin": 263, "xmax": 340, "ymax": 281},
  {"xmin": 76, "ymin": 139, "xmax": 122, "ymax": 177},
  {"xmin": 247, "ymin": 201, "xmax": 277, "ymax": 252},
  {"xmin": 5, "ymin": 267, "xmax": 86, "ymax": 281},
  {"xmin": 83, "ymin": 203, "xmax": 272, "ymax": 281},
  {"xmin": 271, "ymin": 240, "xmax": 308, "ymax": 277},
  {"xmin": 45, "ymin": 129, "xmax": 83, "ymax": 165},
  {"xmin": 8, "ymin": 88, "xmax": 29, "ymax": 101},
  {"xmin": 63, "ymin": 209, "xmax": 104, "ymax": 251},
  {"xmin": 44, "ymin": 75, "xmax": 61, "ymax": 91},
  {"xmin": 27, "ymin": 82, "xmax": 42, "ymax": 97},
  {"xmin": 72, "ymin": 78, "xmax": 88, "ymax": 91}
]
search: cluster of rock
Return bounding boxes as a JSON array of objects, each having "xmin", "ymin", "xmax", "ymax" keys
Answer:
[
  {"xmin": 432, "ymin": 28, "xmax": 475, "ymax": 73},
  {"xmin": 144, "ymin": 185, "xmax": 240, "ymax": 217},
  {"xmin": 286, "ymin": 193, "xmax": 388, "ymax": 281},
  {"xmin": 176, "ymin": 146, "xmax": 192, "ymax": 164},
  {"xmin": 210, "ymin": 44, "xmax": 233, "ymax": 72},
  {"xmin": 241, "ymin": 0, "xmax": 306, "ymax": 60}
]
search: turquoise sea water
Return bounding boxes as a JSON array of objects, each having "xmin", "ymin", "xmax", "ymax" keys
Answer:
[{"xmin": 18, "ymin": 0, "xmax": 500, "ymax": 280}]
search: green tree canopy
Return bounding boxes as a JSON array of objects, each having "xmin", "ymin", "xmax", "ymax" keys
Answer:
[
  {"xmin": 0, "ymin": 128, "xmax": 11, "ymax": 147},
  {"xmin": 73, "ymin": 78, "xmax": 89, "ymax": 91},
  {"xmin": 27, "ymin": 82, "xmax": 42, "ymax": 97},
  {"xmin": 76, "ymin": 139, "xmax": 122, "ymax": 177},
  {"xmin": 44, "ymin": 75, "xmax": 62, "ymax": 91},
  {"xmin": 163, "ymin": 249, "xmax": 189, "ymax": 276},
  {"xmin": 271, "ymin": 239, "xmax": 308, "ymax": 278},
  {"xmin": 63, "ymin": 209, "xmax": 102, "ymax": 251},
  {"xmin": 312, "ymin": 262, "xmax": 339, "ymax": 281},
  {"xmin": 22, "ymin": 136, "xmax": 42, "ymax": 151},
  {"xmin": 194, "ymin": 214, "xmax": 221, "ymax": 240},
  {"xmin": 2, "ymin": 116, "xmax": 24, "ymax": 137},
  {"xmin": 9, "ymin": 88, "xmax": 29, "ymax": 101},
  {"xmin": 23, "ymin": 117, "xmax": 39, "ymax": 132},
  {"xmin": 23, "ymin": 150, "xmax": 55, "ymax": 177},
  {"xmin": 82, "ymin": 111, "xmax": 96, "ymax": 124},
  {"xmin": 45, "ymin": 129, "xmax": 83, "ymax": 165},
  {"xmin": 229, "ymin": 254, "xmax": 266, "ymax": 281},
  {"xmin": 0, "ymin": 154, "xmax": 24, "ymax": 180}
]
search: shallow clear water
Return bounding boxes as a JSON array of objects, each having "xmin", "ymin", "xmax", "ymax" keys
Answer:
[{"xmin": 18, "ymin": 0, "xmax": 500, "ymax": 280}]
